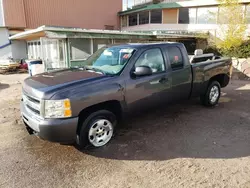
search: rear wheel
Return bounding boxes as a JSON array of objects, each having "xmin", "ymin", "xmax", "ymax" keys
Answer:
[
  {"xmin": 78, "ymin": 110, "xmax": 117, "ymax": 148},
  {"xmin": 200, "ymin": 81, "xmax": 221, "ymax": 107}
]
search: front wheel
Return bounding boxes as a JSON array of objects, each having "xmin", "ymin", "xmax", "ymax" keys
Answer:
[
  {"xmin": 78, "ymin": 110, "xmax": 117, "ymax": 148},
  {"xmin": 200, "ymin": 81, "xmax": 221, "ymax": 107}
]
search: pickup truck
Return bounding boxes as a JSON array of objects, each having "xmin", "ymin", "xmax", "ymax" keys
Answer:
[{"xmin": 21, "ymin": 42, "xmax": 232, "ymax": 148}]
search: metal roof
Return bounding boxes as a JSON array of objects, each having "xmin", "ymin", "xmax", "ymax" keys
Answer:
[
  {"xmin": 9, "ymin": 25, "xmax": 153, "ymax": 40},
  {"xmin": 104, "ymin": 42, "xmax": 183, "ymax": 49},
  {"xmin": 9, "ymin": 25, "xmax": 209, "ymax": 41}
]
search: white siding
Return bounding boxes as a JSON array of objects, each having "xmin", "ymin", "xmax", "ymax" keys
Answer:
[
  {"xmin": 0, "ymin": 28, "xmax": 11, "ymax": 59},
  {"xmin": 0, "ymin": 0, "xmax": 4, "ymax": 26},
  {"xmin": 11, "ymin": 40, "xmax": 27, "ymax": 60}
]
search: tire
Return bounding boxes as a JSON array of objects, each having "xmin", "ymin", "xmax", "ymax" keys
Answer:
[
  {"xmin": 200, "ymin": 81, "xmax": 221, "ymax": 107},
  {"xmin": 78, "ymin": 110, "xmax": 117, "ymax": 148}
]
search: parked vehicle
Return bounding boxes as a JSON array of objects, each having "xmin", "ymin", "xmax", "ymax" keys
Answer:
[
  {"xmin": 19, "ymin": 59, "xmax": 28, "ymax": 70},
  {"xmin": 21, "ymin": 43, "xmax": 232, "ymax": 148}
]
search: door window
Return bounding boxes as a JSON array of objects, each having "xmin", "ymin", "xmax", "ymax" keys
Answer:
[
  {"xmin": 166, "ymin": 47, "xmax": 184, "ymax": 69},
  {"xmin": 135, "ymin": 48, "xmax": 165, "ymax": 73}
]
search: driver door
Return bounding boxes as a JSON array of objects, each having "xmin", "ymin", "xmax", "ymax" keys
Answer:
[{"xmin": 126, "ymin": 48, "xmax": 172, "ymax": 112}]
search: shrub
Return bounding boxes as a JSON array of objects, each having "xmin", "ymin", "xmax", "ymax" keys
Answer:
[
  {"xmin": 205, "ymin": 41, "xmax": 250, "ymax": 58},
  {"xmin": 220, "ymin": 41, "xmax": 250, "ymax": 58},
  {"xmin": 203, "ymin": 46, "xmax": 222, "ymax": 56}
]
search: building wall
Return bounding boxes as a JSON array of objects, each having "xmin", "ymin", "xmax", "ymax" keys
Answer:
[
  {"xmin": 122, "ymin": 23, "xmax": 218, "ymax": 33},
  {"xmin": 162, "ymin": 9, "xmax": 178, "ymax": 24},
  {"xmin": 3, "ymin": 0, "xmax": 122, "ymax": 30},
  {"xmin": 0, "ymin": 28, "xmax": 12, "ymax": 59},
  {"xmin": 2, "ymin": 0, "xmax": 26, "ymax": 28},
  {"xmin": 0, "ymin": 0, "xmax": 5, "ymax": 26},
  {"xmin": 11, "ymin": 40, "xmax": 27, "ymax": 60}
]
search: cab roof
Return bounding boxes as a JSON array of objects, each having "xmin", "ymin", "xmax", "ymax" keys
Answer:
[{"xmin": 107, "ymin": 42, "xmax": 183, "ymax": 49}]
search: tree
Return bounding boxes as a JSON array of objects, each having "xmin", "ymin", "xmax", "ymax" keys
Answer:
[{"xmin": 216, "ymin": 0, "xmax": 247, "ymax": 53}]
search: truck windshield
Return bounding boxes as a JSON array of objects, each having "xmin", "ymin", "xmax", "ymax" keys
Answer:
[{"xmin": 82, "ymin": 46, "xmax": 135, "ymax": 75}]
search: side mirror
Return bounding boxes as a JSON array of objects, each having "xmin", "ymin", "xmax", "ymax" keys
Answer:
[{"xmin": 133, "ymin": 66, "xmax": 152, "ymax": 77}]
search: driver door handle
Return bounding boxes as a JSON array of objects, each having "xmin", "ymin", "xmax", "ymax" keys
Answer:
[{"xmin": 159, "ymin": 77, "xmax": 168, "ymax": 84}]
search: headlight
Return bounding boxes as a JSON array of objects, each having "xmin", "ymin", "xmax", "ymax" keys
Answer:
[{"xmin": 44, "ymin": 99, "xmax": 72, "ymax": 118}]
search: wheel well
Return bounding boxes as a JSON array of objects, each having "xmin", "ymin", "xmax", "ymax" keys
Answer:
[
  {"xmin": 76, "ymin": 100, "xmax": 122, "ymax": 134},
  {"xmin": 209, "ymin": 74, "xmax": 230, "ymax": 88}
]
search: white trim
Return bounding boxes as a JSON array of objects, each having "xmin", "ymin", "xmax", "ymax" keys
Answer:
[
  {"xmin": 90, "ymin": 38, "xmax": 93, "ymax": 54},
  {"xmin": 0, "ymin": 0, "xmax": 5, "ymax": 26},
  {"xmin": 126, "ymin": 15, "xmax": 129, "ymax": 27},
  {"xmin": 137, "ymin": 13, "xmax": 139, "ymax": 25},
  {"xmin": 177, "ymin": 9, "xmax": 179, "ymax": 24},
  {"xmin": 162, "ymin": 9, "xmax": 164, "ymax": 24},
  {"xmin": 149, "ymin": 11, "xmax": 151, "ymax": 24}
]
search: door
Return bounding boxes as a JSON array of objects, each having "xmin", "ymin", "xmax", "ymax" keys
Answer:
[
  {"xmin": 165, "ymin": 46, "xmax": 192, "ymax": 100},
  {"xmin": 41, "ymin": 38, "xmax": 67, "ymax": 71},
  {"xmin": 126, "ymin": 48, "xmax": 172, "ymax": 112}
]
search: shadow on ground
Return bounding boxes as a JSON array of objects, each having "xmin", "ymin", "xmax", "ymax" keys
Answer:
[
  {"xmin": 79, "ymin": 81, "xmax": 250, "ymax": 161},
  {"xmin": 0, "ymin": 83, "xmax": 9, "ymax": 91}
]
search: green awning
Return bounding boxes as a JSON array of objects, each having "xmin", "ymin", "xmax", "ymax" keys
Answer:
[{"xmin": 45, "ymin": 31, "xmax": 154, "ymax": 40}]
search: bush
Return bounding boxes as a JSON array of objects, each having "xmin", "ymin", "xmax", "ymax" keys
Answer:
[
  {"xmin": 203, "ymin": 46, "xmax": 222, "ymax": 56},
  {"xmin": 220, "ymin": 42, "xmax": 250, "ymax": 58},
  {"xmin": 206, "ymin": 41, "xmax": 250, "ymax": 58}
]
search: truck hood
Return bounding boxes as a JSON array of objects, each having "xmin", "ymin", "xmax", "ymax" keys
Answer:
[{"xmin": 23, "ymin": 68, "xmax": 108, "ymax": 99}]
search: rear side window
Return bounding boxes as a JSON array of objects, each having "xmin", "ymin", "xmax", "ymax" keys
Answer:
[{"xmin": 166, "ymin": 47, "xmax": 184, "ymax": 69}]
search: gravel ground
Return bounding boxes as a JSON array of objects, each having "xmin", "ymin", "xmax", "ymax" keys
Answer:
[{"xmin": 0, "ymin": 74, "xmax": 250, "ymax": 188}]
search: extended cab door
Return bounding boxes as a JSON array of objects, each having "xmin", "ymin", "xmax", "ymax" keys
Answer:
[
  {"xmin": 164, "ymin": 45, "xmax": 192, "ymax": 100},
  {"xmin": 125, "ymin": 48, "xmax": 172, "ymax": 112}
]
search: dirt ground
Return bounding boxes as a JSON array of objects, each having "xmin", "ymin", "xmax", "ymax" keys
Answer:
[{"xmin": 1, "ymin": 74, "xmax": 250, "ymax": 188}]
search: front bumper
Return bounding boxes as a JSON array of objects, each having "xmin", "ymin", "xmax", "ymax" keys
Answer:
[{"xmin": 21, "ymin": 101, "xmax": 78, "ymax": 143}]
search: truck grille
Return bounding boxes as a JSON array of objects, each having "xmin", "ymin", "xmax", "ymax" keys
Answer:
[{"xmin": 22, "ymin": 93, "xmax": 41, "ymax": 116}]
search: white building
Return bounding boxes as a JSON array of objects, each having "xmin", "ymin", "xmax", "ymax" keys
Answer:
[{"xmin": 120, "ymin": 0, "xmax": 250, "ymax": 46}]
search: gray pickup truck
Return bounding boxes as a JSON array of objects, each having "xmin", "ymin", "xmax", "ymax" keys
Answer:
[{"xmin": 21, "ymin": 42, "xmax": 232, "ymax": 148}]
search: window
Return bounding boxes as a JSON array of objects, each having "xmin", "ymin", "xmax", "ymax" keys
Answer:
[
  {"xmin": 129, "ymin": 13, "xmax": 138, "ymax": 26},
  {"xmin": 69, "ymin": 38, "xmax": 91, "ymax": 60},
  {"xmin": 246, "ymin": 5, "xmax": 250, "ymax": 24},
  {"xmin": 150, "ymin": 10, "xmax": 162, "ymax": 23},
  {"xmin": 135, "ymin": 48, "xmax": 165, "ymax": 73},
  {"xmin": 93, "ymin": 39, "xmax": 112, "ymax": 52},
  {"xmin": 83, "ymin": 47, "xmax": 135, "ymax": 75},
  {"xmin": 139, "ymin": 11, "xmax": 149, "ymax": 25},
  {"xmin": 166, "ymin": 47, "xmax": 184, "ymax": 69},
  {"xmin": 197, "ymin": 7, "xmax": 218, "ymax": 24},
  {"xmin": 218, "ymin": 5, "xmax": 245, "ymax": 24},
  {"xmin": 121, "ymin": 16, "xmax": 127, "ymax": 27},
  {"xmin": 178, "ymin": 39, "xmax": 197, "ymax": 55},
  {"xmin": 27, "ymin": 41, "xmax": 42, "ymax": 59},
  {"xmin": 178, "ymin": 8, "xmax": 197, "ymax": 24}
]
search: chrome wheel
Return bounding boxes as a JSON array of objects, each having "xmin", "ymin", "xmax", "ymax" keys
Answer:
[
  {"xmin": 88, "ymin": 119, "xmax": 113, "ymax": 147},
  {"xmin": 209, "ymin": 85, "xmax": 219, "ymax": 103}
]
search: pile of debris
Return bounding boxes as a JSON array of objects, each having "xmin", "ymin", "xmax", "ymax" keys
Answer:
[{"xmin": 0, "ymin": 59, "xmax": 27, "ymax": 74}]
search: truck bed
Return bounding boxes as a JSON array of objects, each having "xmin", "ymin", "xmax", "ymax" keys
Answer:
[{"xmin": 190, "ymin": 57, "xmax": 232, "ymax": 98}]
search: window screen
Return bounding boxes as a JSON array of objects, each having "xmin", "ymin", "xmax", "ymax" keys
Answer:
[
  {"xmin": 150, "ymin": 10, "xmax": 162, "ymax": 23},
  {"xmin": 129, "ymin": 13, "xmax": 138, "ymax": 26},
  {"xmin": 178, "ymin": 8, "xmax": 197, "ymax": 24},
  {"xmin": 166, "ymin": 47, "xmax": 184, "ymax": 69},
  {"xmin": 139, "ymin": 11, "xmax": 149, "ymax": 25}
]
